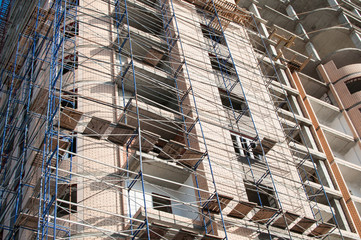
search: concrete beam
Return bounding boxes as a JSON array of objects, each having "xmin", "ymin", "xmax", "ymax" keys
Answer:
[{"xmin": 334, "ymin": 199, "xmax": 352, "ymax": 232}]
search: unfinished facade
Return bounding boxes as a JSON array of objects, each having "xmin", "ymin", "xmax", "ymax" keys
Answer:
[{"xmin": 0, "ymin": 0, "xmax": 360, "ymax": 239}]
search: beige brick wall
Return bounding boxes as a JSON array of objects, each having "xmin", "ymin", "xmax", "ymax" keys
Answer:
[{"xmin": 76, "ymin": 0, "xmax": 123, "ymax": 235}]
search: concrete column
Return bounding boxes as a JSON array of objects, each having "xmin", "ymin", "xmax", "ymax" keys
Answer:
[
  {"xmin": 301, "ymin": 125, "xmax": 318, "ymax": 150},
  {"xmin": 277, "ymin": 68, "xmax": 291, "ymax": 86},
  {"xmin": 352, "ymin": 9, "xmax": 361, "ymax": 18},
  {"xmin": 296, "ymin": 23, "xmax": 309, "ymax": 40},
  {"xmin": 249, "ymin": 3, "xmax": 268, "ymax": 38},
  {"xmin": 319, "ymin": 160, "xmax": 335, "ymax": 189},
  {"xmin": 305, "ymin": 42, "xmax": 321, "ymax": 61},
  {"xmin": 334, "ymin": 199, "xmax": 352, "ymax": 232},
  {"xmin": 339, "ymin": 13, "xmax": 352, "ymax": 28},
  {"xmin": 288, "ymin": 95, "xmax": 303, "ymax": 116},
  {"xmin": 351, "ymin": 30, "xmax": 361, "ymax": 49},
  {"xmin": 328, "ymin": 0, "xmax": 340, "ymax": 9},
  {"xmin": 249, "ymin": 3, "xmax": 278, "ymax": 57},
  {"xmin": 286, "ymin": 5, "xmax": 298, "ymax": 20}
]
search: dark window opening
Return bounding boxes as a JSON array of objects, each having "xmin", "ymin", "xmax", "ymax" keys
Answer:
[
  {"xmin": 57, "ymin": 184, "xmax": 77, "ymax": 217},
  {"xmin": 277, "ymin": 100, "xmax": 289, "ymax": 111},
  {"xmin": 219, "ymin": 89, "xmax": 249, "ymax": 117},
  {"xmin": 245, "ymin": 181, "xmax": 278, "ymax": 208},
  {"xmin": 69, "ymin": 135, "xmax": 77, "ymax": 156},
  {"xmin": 62, "ymin": 52, "xmax": 78, "ymax": 75},
  {"xmin": 209, "ymin": 53, "xmax": 235, "ymax": 76},
  {"xmin": 293, "ymin": 132, "xmax": 302, "ymax": 145},
  {"xmin": 66, "ymin": 0, "xmax": 79, "ymax": 10},
  {"xmin": 61, "ymin": 88, "xmax": 78, "ymax": 109},
  {"xmin": 200, "ymin": 24, "xmax": 226, "ymax": 46},
  {"xmin": 0, "ymin": 156, "xmax": 7, "ymax": 173},
  {"xmin": 65, "ymin": 21, "xmax": 79, "ymax": 38},
  {"xmin": 4, "ymin": 137, "xmax": 15, "ymax": 155},
  {"xmin": 345, "ymin": 77, "xmax": 361, "ymax": 94},
  {"xmin": 152, "ymin": 193, "xmax": 172, "ymax": 213},
  {"xmin": 113, "ymin": 5, "xmax": 163, "ymax": 36},
  {"xmin": 302, "ymin": 169, "xmax": 319, "ymax": 184}
]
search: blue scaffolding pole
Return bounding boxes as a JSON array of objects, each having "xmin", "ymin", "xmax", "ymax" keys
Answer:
[
  {"xmin": 114, "ymin": 0, "xmax": 151, "ymax": 239},
  {"xmin": 36, "ymin": 0, "xmax": 77, "ymax": 239},
  {"xmin": 0, "ymin": 1, "xmax": 66, "ymax": 238}
]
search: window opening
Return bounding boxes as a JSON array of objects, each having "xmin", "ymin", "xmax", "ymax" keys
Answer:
[
  {"xmin": 200, "ymin": 23, "xmax": 226, "ymax": 46},
  {"xmin": 231, "ymin": 133, "xmax": 257, "ymax": 159},
  {"xmin": 57, "ymin": 184, "xmax": 77, "ymax": 217},
  {"xmin": 244, "ymin": 181, "xmax": 278, "ymax": 208},
  {"xmin": 152, "ymin": 193, "xmax": 172, "ymax": 213},
  {"xmin": 61, "ymin": 88, "xmax": 78, "ymax": 109},
  {"xmin": 62, "ymin": 52, "xmax": 78, "ymax": 75},
  {"xmin": 69, "ymin": 134, "xmax": 77, "ymax": 157},
  {"xmin": 345, "ymin": 77, "xmax": 361, "ymax": 94},
  {"xmin": 209, "ymin": 53, "xmax": 235, "ymax": 76},
  {"xmin": 219, "ymin": 89, "xmax": 249, "ymax": 117},
  {"xmin": 65, "ymin": 21, "xmax": 79, "ymax": 38}
]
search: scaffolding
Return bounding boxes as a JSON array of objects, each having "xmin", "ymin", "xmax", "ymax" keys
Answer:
[
  {"xmin": 0, "ymin": 0, "xmax": 348, "ymax": 239},
  {"xmin": 0, "ymin": 0, "xmax": 12, "ymax": 55}
]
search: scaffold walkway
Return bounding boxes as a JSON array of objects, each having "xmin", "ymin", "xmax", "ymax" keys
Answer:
[{"xmin": 0, "ymin": 0, "xmax": 347, "ymax": 239}]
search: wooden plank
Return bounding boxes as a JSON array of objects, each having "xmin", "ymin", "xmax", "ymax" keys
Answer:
[
  {"xmin": 60, "ymin": 107, "xmax": 83, "ymax": 131},
  {"xmin": 308, "ymin": 222, "xmax": 334, "ymax": 237},
  {"xmin": 23, "ymin": 196, "xmax": 41, "ymax": 214},
  {"xmin": 132, "ymin": 131, "xmax": 160, "ymax": 153},
  {"xmin": 158, "ymin": 140, "xmax": 185, "ymax": 159},
  {"xmin": 83, "ymin": 117, "xmax": 111, "ymax": 139},
  {"xmin": 107, "ymin": 122, "xmax": 135, "ymax": 145},
  {"xmin": 173, "ymin": 228, "xmax": 198, "ymax": 240},
  {"xmin": 254, "ymin": 137, "xmax": 277, "ymax": 155},
  {"xmin": 290, "ymin": 217, "xmax": 316, "ymax": 234},
  {"xmin": 32, "ymin": 138, "xmax": 70, "ymax": 167},
  {"xmin": 16, "ymin": 213, "xmax": 38, "ymax": 229},
  {"xmin": 272, "ymin": 211, "xmax": 299, "ymax": 229},
  {"xmin": 202, "ymin": 194, "xmax": 233, "ymax": 213},
  {"xmin": 202, "ymin": 234, "xmax": 223, "ymax": 240},
  {"xmin": 30, "ymin": 88, "xmax": 58, "ymax": 115},
  {"xmin": 144, "ymin": 47, "xmax": 164, "ymax": 66},
  {"xmin": 139, "ymin": 223, "xmax": 169, "ymax": 240},
  {"xmin": 178, "ymin": 148, "xmax": 204, "ymax": 168},
  {"xmin": 228, "ymin": 201, "xmax": 257, "ymax": 219},
  {"xmin": 251, "ymin": 206, "xmax": 278, "ymax": 224}
]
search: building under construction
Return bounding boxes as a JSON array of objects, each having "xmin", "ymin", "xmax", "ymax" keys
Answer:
[{"xmin": 0, "ymin": 0, "xmax": 361, "ymax": 239}]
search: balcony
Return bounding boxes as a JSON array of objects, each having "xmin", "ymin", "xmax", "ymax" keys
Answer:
[
  {"xmin": 126, "ymin": 207, "xmax": 203, "ymax": 239},
  {"xmin": 308, "ymin": 95, "xmax": 340, "ymax": 126},
  {"xmin": 336, "ymin": 157, "xmax": 361, "ymax": 199},
  {"xmin": 291, "ymin": 0, "xmax": 331, "ymax": 14},
  {"xmin": 125, "ymin": 151, "xmax": 191, "ymax": 189},
  {"xmin": 114, "ymin": 24, "xmax": 167, "ymax": 68},
  {"xmin": 321, "ymin": 124, "xmax": 356, "ymax": 156},
  {"xmin": 117, "ymin": 58, "xmax": 178, "ymax": 111},
  {"xmin": 117, "ymin": 100, "xmax": 182, "ymax": 141},
  {"xmin": 113, "ymin": 0, "xmax": 163, "ymax": 36},
  {"xmin": 259, "ymin": 5, "xmax": 296, "ymax": 32},
  {"xmin": 298, "ymin": 72, "xmax": 330, "ymax": 101}
]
